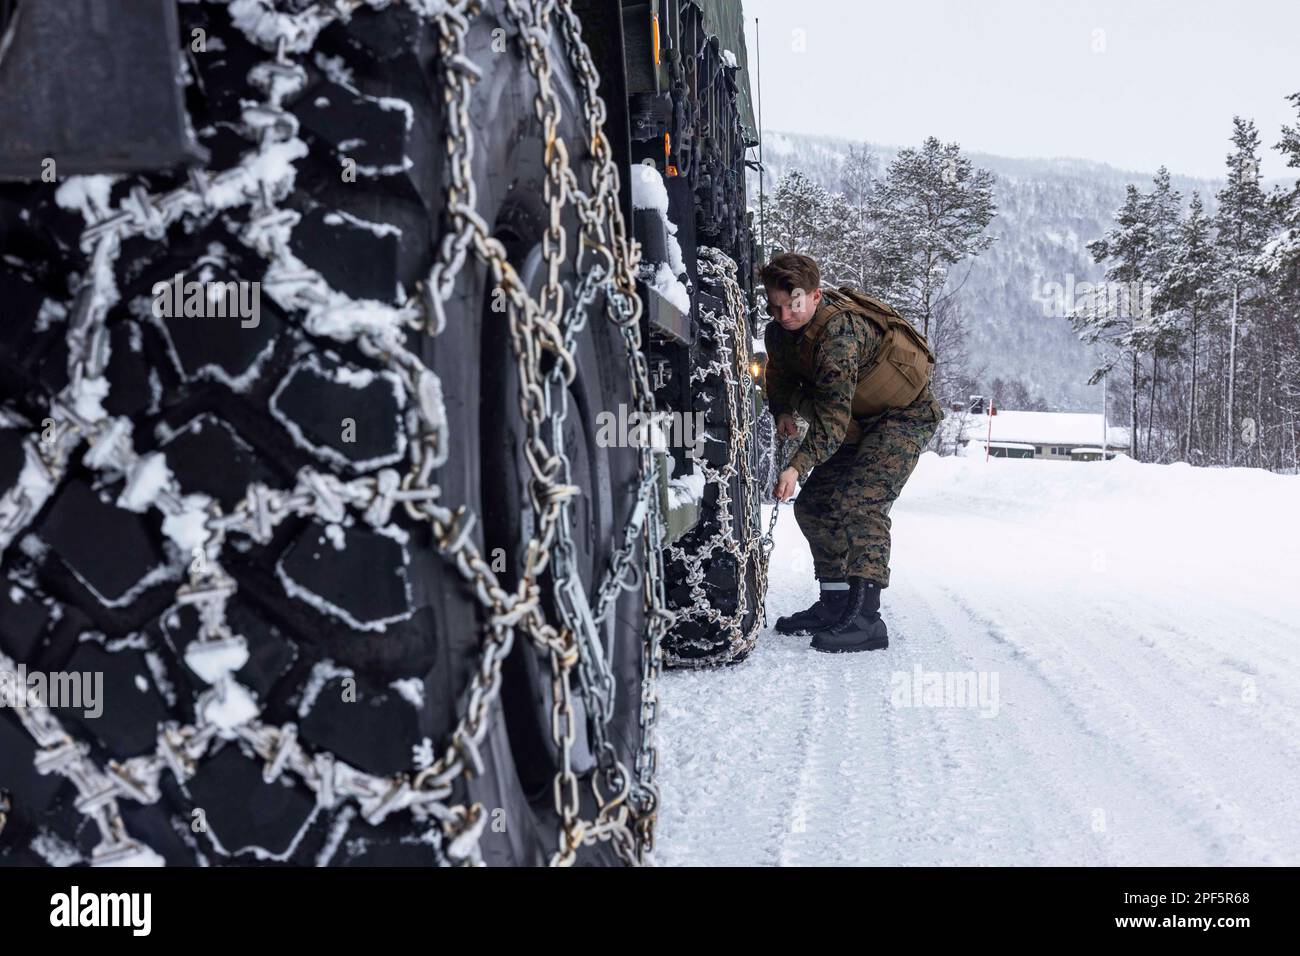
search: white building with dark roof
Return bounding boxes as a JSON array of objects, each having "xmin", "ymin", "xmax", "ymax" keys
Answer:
[{"xmin": 940, "ymin": 408, "xmax": 1131, "ymax": 461}]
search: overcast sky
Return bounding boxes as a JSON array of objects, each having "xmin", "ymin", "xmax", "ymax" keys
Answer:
[{"xmin": 741, "ymin": 0, "xmax": 1300, "ymax": 180}]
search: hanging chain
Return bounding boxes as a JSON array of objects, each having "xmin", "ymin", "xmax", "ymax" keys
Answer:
[
  {"xmin": 760, "ymin": 497, "xmax": 783, "ymax": 555},
  {"xmin": 548, "ymin": 0, "xmax": 675, "ymax": 857}
]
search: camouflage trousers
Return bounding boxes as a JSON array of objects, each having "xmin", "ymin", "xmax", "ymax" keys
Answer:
[{"xmin": 793, "ymin": 388, "xmax": 944, "ymax": 587}]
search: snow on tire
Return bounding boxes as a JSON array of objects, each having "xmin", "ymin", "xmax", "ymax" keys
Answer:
[{"xmin": 0, "ymin": 0, "xmax": 663, "ymax": 867}]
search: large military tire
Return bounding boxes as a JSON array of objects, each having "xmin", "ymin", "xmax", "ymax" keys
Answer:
[
  {"xmin": 660, "ymin": 253, "xmax": 765, "ymax": 666},
  {"xmin": 477, "ymin": 243, "xmax": 649, "ymax": 866},
  {"xmin": 0, "ymin": 0, "xmax": 649, "ymax": 867}
]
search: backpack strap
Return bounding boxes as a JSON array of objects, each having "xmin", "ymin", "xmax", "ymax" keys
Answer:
[
  {"xmin": 832, "ymin": 287, "xmax": 894, "ymax": 335},
  {"xmin": 786, "ymin": 285, "xmax": 935, "ymax": 420},
  {"xmin": 836, "ymin": 285, "xmax": 936, "ymax": 363},
  {"xmin": 793, "ymin": 289, "xmax": 858, "ymax": 369}
]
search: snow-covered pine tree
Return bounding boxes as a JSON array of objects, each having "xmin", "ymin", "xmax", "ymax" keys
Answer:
[
  {"xmin": 1161, "ymin": 191, "xmax": 1219, "ymax": 462},
  {"xmin": 838, "ymin": 143, "xmax": 878, "ymax": 290},
  {"xmin": 1146, "ymin": 167, "xmax": 1183, "ymax": 275},
  {"xmin": 1213, "ymin": 117, "xmax": 1273, "ymax": 465},
  {"xmin": 1264, "ymin": 93, "xmax": 1300, "ymax": 470},
  {"xmin": 865, "ymin": 137, "xmax": 997, "ymax": 338},
  {"xmin": 763, "ymin": 169, "xmax": 864, "ymax": 293},
  {"xmin": 840, "ymin": 143, "xmax": 878, "ymax": 213},
  {"xmin": 817, "ymin": 190, "xmax": 865, "ymax": 288},
  {"xmin": 1265, "ymin": 92, "xmax": 1300, "ymax": 280},
  {"xmin": 1136, "ymin": 167, "xmax": 1184, "ymax": 459},
  {"xmin": 1080, "ymin": 185, "xmax": 1151, "ymax": 459},
  {"xmin": 766, "ymin": 170, "xmax": 831, "ymax": 262}
]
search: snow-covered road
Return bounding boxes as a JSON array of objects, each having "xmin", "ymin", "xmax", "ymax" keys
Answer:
[{"xmin": 652, "ymin": 454, "xmax": 1300, "ymax": 865}]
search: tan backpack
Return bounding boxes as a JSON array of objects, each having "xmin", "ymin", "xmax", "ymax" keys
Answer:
[{"xmin": 792, "ymin": 286, "xmax": 935, "ymax": 418}]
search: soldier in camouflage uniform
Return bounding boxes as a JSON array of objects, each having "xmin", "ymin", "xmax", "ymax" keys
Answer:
[{"xmin": 762, "ymin": 253, "xmax": 944, "ymax": 652}]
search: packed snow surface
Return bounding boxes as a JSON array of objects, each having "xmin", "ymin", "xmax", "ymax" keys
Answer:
[{"xmin": 654, "ymin": 453, "xmax": 1300, "ymax": 865}]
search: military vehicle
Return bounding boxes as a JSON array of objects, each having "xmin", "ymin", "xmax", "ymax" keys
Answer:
[{"xmin": 0, "ymin": 0, "xmax": 765, "ymax": 866}]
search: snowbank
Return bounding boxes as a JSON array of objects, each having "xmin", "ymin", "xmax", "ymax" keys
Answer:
[{"xmin": 898, "ymin": 452, "xmax": 1300, "ymax": 606}]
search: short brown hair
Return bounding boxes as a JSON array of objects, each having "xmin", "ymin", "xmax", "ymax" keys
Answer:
[{"xmin": 759, "ymin": 252, "xmax": 821, "ymax": 295}]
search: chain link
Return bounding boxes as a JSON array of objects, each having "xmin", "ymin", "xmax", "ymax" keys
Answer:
[
  {"xmin": 760, "ymin": 496, "xmax": 783, "ymax": 556},
  {"xmin": 661, "ymin": 246, "xmax": 769, "ymax": 668},
  {"xmin": 0, "ymin": 0, "xmax": 668, "ymax": 867}
]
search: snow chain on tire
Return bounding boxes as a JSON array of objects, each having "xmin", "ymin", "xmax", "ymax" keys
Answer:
[
  {"xmin": 660, "ymin": 246, "xmax": 768, "ymax": 667},
  {"xmin": 0, "ymin": 0, "xmax": 670, "ymax": 867}
]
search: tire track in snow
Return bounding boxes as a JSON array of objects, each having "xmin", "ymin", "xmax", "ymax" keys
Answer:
[
  {"xmin": 934, "ymin": 584, "xmax": 1223, "ymax": 863},
  {"xmin": 936, "ymin": 584, "xmax": 1298, "ymax": 864},
  {"xmin": 1017, "ymin": 587, "xmax": 1300, "ymax": 864},
  {"xmin": 883, "ymin": 580, "xmax": 1120, "ymax": 864},
  {"xmin": 773, "ymin": 660, "xmax": 899, "ymax": 865},
  {"xmin": 1102, "ymin": 593, "xmax": 1300, "ymax": 748},
  {"xmin": 651, "ymin": 637, "xmax": 811, "ymax": 866},
  {"xmin": 773, "ymin": 667, "xmax": 828, "ymax": 865}
]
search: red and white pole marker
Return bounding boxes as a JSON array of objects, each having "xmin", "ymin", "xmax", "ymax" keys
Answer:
[{"xmin": 985, "ymin": 399, "xmax": 995, "ymax": 462}]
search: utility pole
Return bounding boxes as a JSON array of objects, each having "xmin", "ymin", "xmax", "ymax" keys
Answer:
[
  {"xmin": 1102, "ymin": 369, "xmax": 1109, "ymax": 460},
  {"xmin": 985, "ymin": 400, "xmax": 994, "ymax": 463},
  {"xmin": 1227, "ymin": 282, "xmax": 1238, "ymax": 465}
]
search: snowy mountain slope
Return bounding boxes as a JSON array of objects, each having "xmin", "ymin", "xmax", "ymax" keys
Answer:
[
  {"xmin": 652, "ymin": 454, "xmax": 1300, "ymax": 865},
  {"xmin": 753, "ymin": 132, "xmax": 1242, "ymax": 411}
]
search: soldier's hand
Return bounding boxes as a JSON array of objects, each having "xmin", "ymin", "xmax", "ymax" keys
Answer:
[
  {"xmin": 773, "ymin": 466, "xmax": 799, "ymax": 502},
  {"xmin": 776, "ymin": 413, "xmax": 798, "ymax": 439}
]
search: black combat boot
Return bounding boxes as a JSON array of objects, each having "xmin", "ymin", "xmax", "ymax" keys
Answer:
[
  {"xmin": 810, "ymin": 578, "xmax": 888, "ymax": 653},
  {"xmin": 774, "ymin": 580, "xmax": 850, "ymax": 634}
]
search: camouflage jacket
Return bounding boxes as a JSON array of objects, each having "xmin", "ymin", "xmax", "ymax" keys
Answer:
[{"xmin": 763, "ymin": 303, "xmax": 883, "ymax": 482}]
